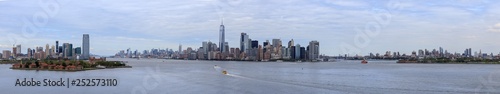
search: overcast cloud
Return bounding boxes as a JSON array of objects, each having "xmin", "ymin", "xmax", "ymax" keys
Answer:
[{"xmin": 0, "ymin": 0, "xmax": 499, "ymax": 56}]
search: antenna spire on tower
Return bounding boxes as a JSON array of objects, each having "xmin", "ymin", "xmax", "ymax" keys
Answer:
[{"xmin": 221, "ymin": 17, "xmax": 224, "ymax": 25}]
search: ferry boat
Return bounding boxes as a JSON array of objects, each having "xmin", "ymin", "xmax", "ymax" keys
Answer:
[
  {"xmin": 361, "ymin": 60, "xmax": 368, "ymax": 64},
  {"xmin": 222, "ymin": 70, "xmax": 228, "ymax": 75}
]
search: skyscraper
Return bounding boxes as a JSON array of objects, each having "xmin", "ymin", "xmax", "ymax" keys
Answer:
[
  {"xmin": 63, "ymin": 43, "xmax": 73, "ymax": 59},
  {"xmin": 439, "ymin": 47, "xmax": 443, "ymax": 57},
  {"xmin": 45, "ymin": 44, "xmax": 50, "ymax": 57},
  {"xmin": 75, "ymin": 47, "xmax": 82, "ymax": 55},
  {"xmin": 179, "ymin": 44, "xmax": 182, "ymax": 54},
  {"xmin": 290, "ymin": 46, "xmax": 296, "ymax": 60},
  {"xmin": 82, "ymin": 34, "xmax": 90, "ymax": 60},
  {"xmin": 202, "ymin": 41, "xmax": 208, "ymax": 54},
  {"xmin": 51, "ymin": 45, "xmax": 55, "ymax": 56},
  {"xmin": 468, "ymin": 48, "xmax": 472, "ymax": 57},
  {"xmin": 240, "ymin": 32, "xmax": 249, "ymax": 53},
  {"xmin": 219, "ymin": 19, "xmax": 225, "ymax": 52},
  {"xmin": 224, "ymin": 42, "xmax": 229, "ymax": 52},
  {"xmin": 2, "ymin": 50, "xmax": 11, "ymax": 59},
  {"xmin": 16, "ymin": 45, "xmax": 21, "ymax": 54},
  {"xmin": 272, "ymin": 39, "xmax": 282, "ymax": 48},
  {"xmin": 56, "ymin": 41, "xmax": 59, "ymax": 53},
  {"xmin": 12, "ymin": 46, "xmax": 17, "ymax": 58},
  {"xmin": 263, "ymin": 40, "xmax": 269, "ymax": 47},
  {"xmin": 308, "ymin": 41, "xmax": 320, "ymax": 60},
  {"xmin": 58, "ymin": 46, "xmax": 63, "ymax": 55},
  {"xmin": 295, "ymin": 44, "xmax": 301, "ymax": 59},
  {"xmin": 27, "ymin": 48, "xmax": 32, "ymax": 58},
  {"xmin": 251, "ymin": 40, "xmax": 258, "ymax": 49}
]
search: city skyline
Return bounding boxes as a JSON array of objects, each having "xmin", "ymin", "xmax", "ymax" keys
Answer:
[{"xmin": 1, "ymin": 0, "xmax": 500, "ymax": 56}]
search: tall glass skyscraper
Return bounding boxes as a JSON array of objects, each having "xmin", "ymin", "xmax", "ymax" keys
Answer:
[
  {"xmin": 63, "ymin": 43, "xmax": 73, "ymax": 59},
  {"xmin": 56, "ymin": 41, "xmax": 59, "ymax": 53},
  {"xmin": 82, "ymin": 34, "xmax": 90, "ymax": 60},
  {"xmin": 240, "ymin": 33, "xmax": 249, "ymax": 53},
  {"xmin": 219, "ymin": 19, "xmax": 225, "ymax": 52}
]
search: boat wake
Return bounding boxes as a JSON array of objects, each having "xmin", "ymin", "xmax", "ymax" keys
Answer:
[{"xmin": 213, "ymin": 65, "xmax": 251, "ymax": 79}]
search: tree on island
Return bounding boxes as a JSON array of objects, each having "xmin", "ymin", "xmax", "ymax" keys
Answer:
[
  {"xmin": 24, "ymin": 61, "xmax": 31, "ymax": 68},
  {"xmin": 35, "ymin": 61, "xmax": 40, "ymax": 68}
]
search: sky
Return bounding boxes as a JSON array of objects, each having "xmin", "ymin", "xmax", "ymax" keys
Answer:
[{"xmin": 0, "ymin": 0, "xmax": 499, "ymax": 56}]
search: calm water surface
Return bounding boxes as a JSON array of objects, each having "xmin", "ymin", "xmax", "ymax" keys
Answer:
[{"xmin": 1, "ymin": 58, "xmax": 500, "ymax": 94}]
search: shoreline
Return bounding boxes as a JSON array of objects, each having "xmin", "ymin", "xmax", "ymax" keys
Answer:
[
  {"xmin": 397, "ymin": 62, "xmax": 500, "ymax": 64},
  {"xmin": 126, "ymin": 58, "xmax": 327, "ymax": 63},
  {"xmin": 5, "ymin": 59, "xmax": 133, "ymax": 72},
  {"xmin": 9, "ymin": 66, "xmax": 132, "ymax": 72}
]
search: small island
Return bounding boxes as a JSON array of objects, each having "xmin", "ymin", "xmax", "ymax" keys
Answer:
[{"xmin": 8, "ymin": 57, "xmax": 132, "ymax": 72}]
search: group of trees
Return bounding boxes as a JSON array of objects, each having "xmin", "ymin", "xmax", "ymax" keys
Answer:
[
  {"xmin": 96, "ymin": 61, "xmax": 126, "ymax": 67},
  {"xmin": 20, "ymin": 59, "xmax": 93, "ymax": 68}
]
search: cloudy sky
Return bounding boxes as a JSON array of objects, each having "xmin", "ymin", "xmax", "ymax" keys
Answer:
[{"xmin": 0, "ymin": 0, "xmax": 499, "ymax": 56}]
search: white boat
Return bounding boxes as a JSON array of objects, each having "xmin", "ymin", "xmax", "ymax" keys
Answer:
[{"xmin": 96, "ymin": 65, "xmax": 106, "ymax": 69}]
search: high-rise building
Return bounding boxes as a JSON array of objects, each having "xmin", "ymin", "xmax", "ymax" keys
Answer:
[
  {"xmin": 258, "ymin": 45, "xmax": 263, "ymax": 61},
  {"xmin": 251, "ymin": 40, "xmax": 258, "ymax": 49},
  {"xmin": 300, "ymin": 47, "xmax": 306, "ymax": 59},
  {"xmin": 2, "ymin": 50, "xmax": 11, "ymax": 59},
  {"xmin": 75, "ymin": 47, "xmax": 82, "ymax": 55},
  {"xmin": 16, "ymin": 45, "xmax": 21, "ymax": 54},
  {"xmin": 295, "ymin": 44, "xmax": 301, "ymax": 59},
  {"xmin": 219, "ymin": 19, "xmax": 225, "ymax": 52},
  {"xmin": 468, "ymin": 48, "xmax": 472, "ymax": 57},
  {"xmin": 178, "ymin": 44, "xmax": 182, "ymax": 54},
  {"xmin": 51, "ymin": 45, "xmax": 55, "ymax": 56},
  {"xmin": 31, "ymin": 49, "xmax": 35, "ymax": 58},
  {"xmin": 290, "ymin": 46, "xmax": 296, "ymax": 60},
  {"xmin": 12, "ymin": 46, "xmax": 17, "ymax": 58},
  {"xmin": 439, "ymin": 47, "xmax": 443, "ymax": 57},
  {"xmin": 56, "ymin": 41, "xmax": 59, "ymax": 53},
  {"xmin": 263, "ymin": 40, "xmax": 269, "ymax": 47},
  {"xmin": 202, "ymin": 41, "xmax": 208, "ymax": 54},
  {"xmin": 224, "ymin": 42, "xmax": 229, "ymax": 52},
  {"xmin": 83, "ymin": 34, "xmax": 90, "ymax": 60},
  {"xmin": 308, "ymin": 41, "xmax": 320, "ymax": 60},
  {"xmin": 45, "ymin": 44, "xmax": 50, "ymax": 57},
  {"xmin": 27, "ymin": 48, "xmax": 32, "ymax": 58},
  {"xmin": 418, "ymin": 49, "xmax": 424, "ymax": 57},
  {"xmin": 58, "ymin": 46, "xmax": 63, "ymax": 55},
  {"xmin": 272, "ymin": 39, "xmax": 282, "ymax": 58},
  {"xmin": 288, "ymin": 39, "xmax": 294, "ymax": 48},
  {"xmin": 240, "ymin": 33, "xmax": 249, "ymax": 53},
  {"xmin": 272, "ymin": 39, "xmax": 282, "ymax": 47},
  {"xmin": 63, "ymin": 43, "xmax": 73, "ymax": 59},
  {"xmin": 73, "ymin": 47, "xmax": 81, "ymax": 59}
]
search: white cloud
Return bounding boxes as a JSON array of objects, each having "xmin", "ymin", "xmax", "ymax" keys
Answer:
[
  {"xmin": 0, "ymin": 44, "xmax": 11, "ymax": 49},
  {"xmin": 488, "ymin": 23, "xmax": 500, "ymax": 32},
  {"xmin": 324, "ymin": 0, "xmax": 368, "ymax": 7},
  {"xmin": 114, "ymin": 36, "xmax": 162, "ymax": 42},
  {"xmin": 1, "ymin": 0, "xmax": 500, "ymax": 55}
]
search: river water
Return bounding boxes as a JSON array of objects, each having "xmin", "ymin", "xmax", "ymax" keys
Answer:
[{"xmin": 1, "ymin": 58, "xmax": 499, "ymax": 94}]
